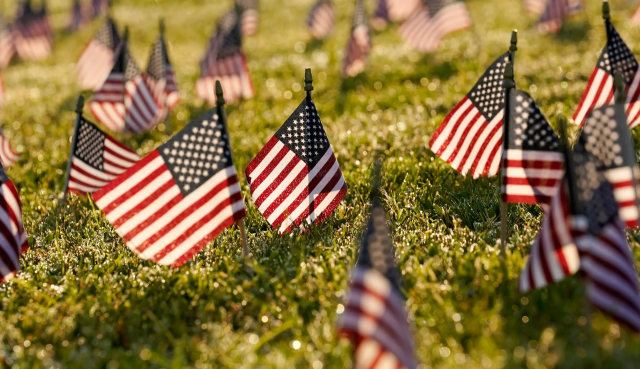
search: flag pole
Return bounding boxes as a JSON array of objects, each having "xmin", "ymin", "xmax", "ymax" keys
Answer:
[
  {"xmin": 304, "ymin": 67, "xmax": 313, "ymax": 102},
  {"xmin": 215, "ymin": 80, "xmax": 249, "ymax": 257},
  {"xmin": 499, "ymin": 30, "xmax": 517, "ymax": 255},
  {"xmin": 62, "ymin": 95, "xmax": 85, "ymax": 202}
]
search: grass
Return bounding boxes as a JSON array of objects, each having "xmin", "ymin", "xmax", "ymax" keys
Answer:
[{"xmin": 2, "ymin": 0, "xmax": 640, "ymax": 367}]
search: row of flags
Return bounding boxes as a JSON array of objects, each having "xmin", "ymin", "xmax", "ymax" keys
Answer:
[{"xmin": 0, "ymin": 1, "xmax": 53, "ymax": 66}]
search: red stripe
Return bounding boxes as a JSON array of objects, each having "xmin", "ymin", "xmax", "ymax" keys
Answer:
[
  {"xmin": 111, "ymin": 178, "xmax": 175, "ymax": 228},
  {"xmin": 100, "ymin": 163, "xmax": 167, "ymax": 215},
  {"xmin": 253, "ymin": 155, "xmax": 303, "ymax": 208},
  {"xmin": 92, "ymin": 150, "xmax": 161, "ymax": 203},
  {"xmin": 249, "ymin": 145, "xmax": 290, "ymax": 192},
  {"xmin": 245, "ymin": 136, "xmax": 279, "ymax": 178}
]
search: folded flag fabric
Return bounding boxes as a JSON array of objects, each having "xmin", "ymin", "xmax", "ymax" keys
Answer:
[
  {"xmin": 536, "ymin": 0, "xmax": 583, "ymax": 34},
  {"xmin": 77, "ymin": 17, "xmax": 121, "ymax": 91},
  {"xmin": 0, "ymin": 127, "xmax": 19, "ymax": 168},
  {"xmin": 342, "ymin": 0, "xmax": 371, "ymax": 77},
  {"xmin": 307, "ymin": 0, "xmax": 334, "ymax": 40},
  {"xmin": 430, "ymin": 52, "xmax": 510, "ymax": 178},
  {"xmin": 0, "ymin": 18, "xmax": 14, "ymax": 68},
  {"xmin": 238, "ymin": 0, "xmax": 259, "ymax": 36},
  {"xmin": 146, "ymin": 32, "xmax": 180, "ymax": 124},
  {"xmin": 89, "ymin": 37, "xmax": 160, "ymax": 133},
  {"xmin": 66, "ymin": 116, "xmax": 139, "ymax": 195},
  {"xmin": 573, "ymin": 18, "xmax": 640, "ymax": 128},
  {"xmin": 12, "ymin": 1, "xmax": 53, "ymax": 61},
  {"xmin": 92, "ymin": 107, "xmax": 246, "ymax": 267},
  {"xmin": 399, "ymin": 0, "xmax": 472, "ymax": 53},
  {"xmin": 338, "ymin": 201, "xmax": 417, "ymax": 369},
  {"xmin": 502, "ymin": 89, "xmax": 564, "ymax": 210},
  {"xmin": 578, "ymin": 104, "xmax": 640, "ymax": 228},
  {"xmin": 196, "ymin": 9, "xmax": 254, "ymax": 105},
  {"xmin": 245, "ymin": 95, "xmax": 347, "ymax": 233},
  {"xmin": 0, "ymin": 164, "xmax": 28, "ymax": 283}
]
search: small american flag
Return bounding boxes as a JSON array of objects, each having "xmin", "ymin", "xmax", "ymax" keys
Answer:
[
  {"xmin": 91, "ymin": 0, "xmax": 109, "ymax": 19},
  {"xmin": 68, "ymin": 0, "xmax": 87, "ymax": 32},
  {"xmin": 398, "ymin": 0, "xmax": 472, "ymax": 53},
  {"xmin": 578, "ymin": 104, "xmax": 640, "ymax": 228},
  {"xmin": 503, "ymin": 90, "xmax": 564, "ymax": 210},
  {"xmin": 196, "ymin": 9, "xmax": 254, "ymax": 105},
  {"xmin": 0, "ymin": 18, "xmax": 15, "ymax": 68},
  {"xmin": 536, "ymin": 0, "xmax": 583, "ymax": 34},
  {"xmin": 338, "ymin": 202, "xmax": 417, "ymax": 369},
  {"xmin": 0, "ymin": 127, "xmax": 20, "ymax": 168},
  {"xmin": 573, "ymin": 20, "xmax": 640, "ymax": 127},
  {"xmin": 342, "ymin": 0, "xmax": 371, "ymax": 77},
  {"xmin": 238, "ymin": 0, "xmax": 259, "ymax": 36},
  {"xmin": 307, "ymin": 0, "xmax": 334, "ymax": 40},
  {"xmin": 89, "ymin": 38, "xmax": 160, "ymax": 133},
  {"xmin": 372, "ymin": 0, "xmax": 390, "ymax": 30},
  {"xmin": 245, "ymin": 96, "xmax": 347, "ymax": 234},
  {"xmin": 12, "ymin": 1, "xmax": 53, "ymax": 61},
  {"xmin": 146, "ymin": 33, "xmax": 180, "ymax": 124},
  {"xmin": 66, "ymin": 116, "xmax": 139, "ymax": 195},
  {"xmin": 92, "ymin": 107, "xmax": 246, "ymax": 267},
  {"xmin": 76, "ymin": 17, "xmax": 121, "ymax": 91},
  {"xmin": 0, "ymin": 164, "xmax": 28, "ymax": 283},
  {"xmin": 430, "ymin": 53, "xmax": 509, "ymax": 178}
]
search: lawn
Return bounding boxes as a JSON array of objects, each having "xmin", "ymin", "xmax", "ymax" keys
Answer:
[{"xmin": 2, "ymin": 0, "xmax": 640, "ymax": 368}]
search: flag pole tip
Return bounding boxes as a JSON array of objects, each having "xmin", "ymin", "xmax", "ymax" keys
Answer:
[
  {"xmin": 215, "ymin": 80, "xmax": 225, "ymax": 106},
  {"xmin": 304, "ymin": 68, "xmax": 313, "ymax": 92},
  {"xmin": 603, "ymin": 1, "xmax": 610, "ymax": 20},
  {"xmin": 510, "ymin": 30, "xmax": 517, "ymax": 52},
  {"xmin": 75, "ymin": 95, "xmax": 84, "ymax": 114},
  {"xmin": 123, "ymin": 26, "xmax": 129, "ymax": 40},
  {"xmin": 159, "ymin": 19, "xmax": 165, "ymax": 35}
]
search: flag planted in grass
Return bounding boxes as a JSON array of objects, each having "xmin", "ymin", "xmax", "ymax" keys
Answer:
[
  {"xmin": 342, "ymin": 0, "xmax": 371, "ymax": 77},
  {"xmin": 92, "ymin": 106, "xmax": 246, "ymax": 267},
  {"xmin": 196, "ymin": 8, "xmax": 253, "ymax": 105},
  {"xmin": 536, "ymin": 0, "xmax": 583, "ymax": 34},
  {"xmin": 146, "ymin": 27, "xmax": 180, "ymax": 124},
  {"xmin": 65, "ymin": 116, "xmax": 139, "ymax": 195},
  {"xmin": 399, "ymin": 0, "xmax": 472, "ymax": 53},
  {"xmin": 238, "ymin": 0, "xmax": 259, "ymax": 36},
  {"xmin": 502, "ymin": 90, "xmax": 563, "ymax": 210},
  {"xmin": 430, "ymin": 53, "xmax": 509, "ymax": 178},
  {"xmin": 338, "ymin": 201, "xmax": 417, "ymax": 369},
  {"xmin": 12, "ymin": 1, "xmax": 53, "ymax": 61},
  {"xmin": 307, "ymin": 0, "xmax": 334, "ymax": 40},
  {"xmin": 89, "ymin": 35, "xmax": 160, "ymax": 133},
  {"xmin": 76, "ymin": 18, "xmax": 121, "ymax": 91},
  {"xmin": 0, "ymin": 164, "xmax": 28, "ymax": 283}
]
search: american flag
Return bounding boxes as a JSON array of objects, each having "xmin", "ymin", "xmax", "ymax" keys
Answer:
[
  {"xmin": 245, "ymin": 96, "xmax": 347, "ymax": 233},
  {"xmin": 573, "ymin": 20, "xmax": 640, "ymax": 128},
  {"xmin": 68, "ymin": 0, "xmax": 87, "ymax": 32},
  {"xmin": 372, "ymin": 0, "xmax": 390, "ymax": 30},
  {"xmin": 146, "ymin": 33, "xmax": 180, "ymax": 124},
  {"xmin": 92, "ymin": 108, "xmax": 246, "ymax": 267},
  {"xmin": 89, "ymin": 38, "xmax": 160, "ymax": 133},
  {"xmin": 430, "ymin": 53, "xmax": 509, "ymax": 178},
  {"xmin": 0, "ymin": 164, "xmax": 28, "ymax": 283},
  {"xmin": 398, "ymin": 0, "xmax": 472, "ymax": 53},
  {"xmin": 578, "ymin": 104, "xmax": 640, "ymax": 228},
  {"xmin": 0, "ymin": 18, "xmax": 15, "ymax": 68},
  {"xmin": 387, "ymin": 0, "xmax": 420, "ymax": 22},
  {"xmin": 338, "ymin": 202, "xmax": 417, "ymax": 369},
  {"xmin": 307, "ymin": 0, "xmax": 334, "ymax": 40},
  {"xmin": 342, "ymin": 0, "xmax": 371, "ymax": 77},
  {"xmin": 91, "ymin": 0, "xmax": 110, "ymax": 19},
  {"xmin": 66, "ymin": 117, "xmax": 139, "ymax": 195},
  {"xmin": 12, "ymin": 1, "xmax": 53, "ymax": 61},
  {"xmin": 238, "ymin": 0, "xmax": 259, "ymax": 36},
  {"xmin": 76, "ymin": 17, "xmax": 121, "ymax": 91},
  {"xmin": 503, "ymin": 89, "xmax": 564, "ymax": 209},
  {"xmin": 0, "ymin": 127, "xmax": 20, "ymax": 168},
  {"xmin": 196, "ymin": 9, "xmax": 254, "ymax": 105},
  {"xmin": 536, "ymin": 0, "xmax": 583, "ymax": 34}
]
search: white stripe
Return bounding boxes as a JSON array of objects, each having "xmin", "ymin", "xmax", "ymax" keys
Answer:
[
  {"xmin": 246, "ymin": 140, "xmax": 286, "ymax": 179},
  {"xmin": 430, "ymin": 98, "xmax": 473, "ymax": 154},
  {"xmin": 464, "ymin": 109, "xmax": 503, "ymax": 176},
  {"xmin": 257, "ymin": 160, "xmax": 307, "ymax": 214},
  {"xmin": 95, "ymin": 156, "xmax": 165, "ymax": 208}
]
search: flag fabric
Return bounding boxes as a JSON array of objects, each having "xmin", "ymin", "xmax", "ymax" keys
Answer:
[
  {"xmin": 196, "ymin": 9, "xmax": 254, "ymax": 105},
  {"xmin": 578, "ymin": 104, "xmax": 640, "ymax": 228},
  {"xmin": 429, "ymin": 53, "xmax": 509, "ymax": 178},
  {"xmin": 502, "ymin": 89, "xmax": 564, "ymax": 210},
  {"xmin": 245, "ymin": 96, "xmax": 347, "ymax": 233},
  {"xmin": 89, "ymin": 39, "xmax": 160, "ymax": 133},
  {"xmin": 573, "ymin": 20, "xmax": 640, "ymax": 128},
  {"xmin": 387, "ymin": 0, "xmax": 421, "ymax": 22},
  {"xmin": 92, "ymin": 108, "xmax": 246, "ymax": 267},
  {"xmin": 398, "ymin": 0, "xmax": 472, "ymax": 53},
  {"xmin": 0, "ymin": 164, "xmax": 28, "ymax": 283},
  {"xmin": 342, "ymin": 0, "xmax": 371, "ymax": 77},
  {"xmin": 66, "ymin": 117, "xmax": 139, "ymax": 195},
  {"xmin": 0, "ymin": 18, "xmax": 14, "ymax": 68},
  {"xmin": 338, "ymin": 202, "xmax": 417, "ymax": 369},
  {"xmin": 633, "ymin": 4, "xmax": 640, "ymax": 26},
  {"xmin": 239, "ymin": 0, "xmax": 259, "ymax": 36},
  {"xmin": 68, "ymin": 0, "xmax": 87, "ymax": 31},
  {"xmin": 12, "ymin": 1, "xmax": 53, "ymax": 61},
  {"xmin": 76, "ymin": 18, "xmax": 121, "ymax": 91},
  {"xmin": 536, "ymin": 0, "xmax": 583, "ymax": 34},
  {"xmin": 146, "ymin": 33, "xmax": 180, "ymax": 124},
  {"xmin": 372, "ymin": 0, "xmax": 390, "ymax": 30},
  {"xmin": 0, "ymin": 128, "xmax": 20, "ymax": 168},
  {"xmin": 91, "ymin": 0, "xmax": 109, "ymax": 19},
  {"xmin": 307, "ymin": 0, "xmax": 334, "ymax": 40}
]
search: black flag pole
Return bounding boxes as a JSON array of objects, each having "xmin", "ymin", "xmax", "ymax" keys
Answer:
[
  {"xmin": 62, "ymin": 95, "xmax": 85, "ymax": 202},
  {"xmin": 499, "ymin": 30, "xmax": 517, "ymax": 255},
  {"xmin": 215, "ymin": 80, "xmax": 250, "ymax": 257}
]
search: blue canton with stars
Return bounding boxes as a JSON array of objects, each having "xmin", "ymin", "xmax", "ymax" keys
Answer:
[
  {"xmin": 275, "ymin": 98, "xmax": 330, "ymax": 167},
  {"xmin": 74, "ymin": 118, "xmax": 106, "ymax": 171},
  {"xmin": 508, "ymin": 90, "xmax": 559, "ymax": 151},
  {"xmin": 598, "ymin": 22, "xmax": 638, "ymax": 85},
  {"xmin": 468, "ymin": 52, "xmax": 509, "ymax": 121},
  {"xmin": 159, "ymin": 109, "xmax": 233, "ymax": 196}
]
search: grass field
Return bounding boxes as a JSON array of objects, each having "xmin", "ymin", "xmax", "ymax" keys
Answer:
[{"xmin": 3, "ymin": 0, "xmax": 640, "ymax": 367}]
